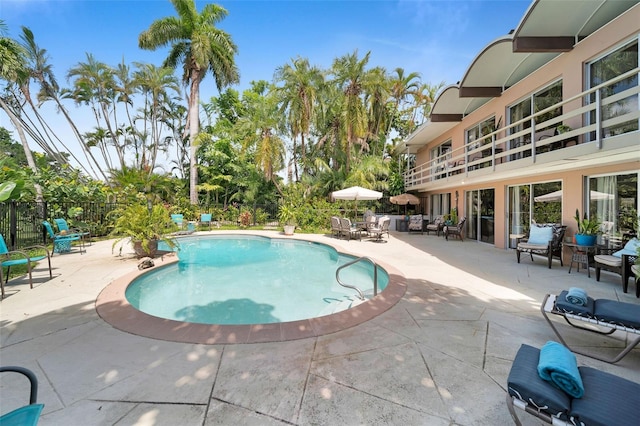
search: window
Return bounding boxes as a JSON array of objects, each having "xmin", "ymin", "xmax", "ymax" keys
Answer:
[
  {"xmin": 586, "ymin": 39, "xmax": 639, "ymax": 138},
  {"xmin": 430, "ymin": 193, "xmax": 451, "ymax": 218},
  {"xmin": 507, "ymin": 181, "xmax": 562, "ymax": 248},
  {"xmin": 430, "ymin": 140, "xmax": 451, "ymax": 180},
  {"xmin": 507, "ymin": 80, "xmax": 563, "ymax": 158},
  {"xmin": 466, "ymin": 117, "xmax": 496, "ymax": 170},
  {"xmin": 587, "ymin": 173, "xmax": 638, "ymax": 244}
]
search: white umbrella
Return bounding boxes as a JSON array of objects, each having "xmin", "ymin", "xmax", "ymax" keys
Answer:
[
  {"xmin": 534, "ymin": 190, "xmax": 614, "ymax": 202},
  {"xmin": 331, "ymin": 186, "xmax": 383, "ymax": 201},
  {"xmin": 331, "ymin": 186, "xmax": 383, "ymax": 218}
]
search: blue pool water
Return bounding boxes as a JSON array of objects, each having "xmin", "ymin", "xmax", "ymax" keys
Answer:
[{"xmin": 125, "ymin": 235, "xmax": 389, "ymax": 325}]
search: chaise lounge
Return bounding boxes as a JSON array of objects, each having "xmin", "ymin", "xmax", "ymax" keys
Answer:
[
  {"xmin": 540, "ymin": 290, "xmax": 640, "ymax": 363},
  {"xmin": 507, "ymin": 343, "xmax": 640, "ymax": 426}
]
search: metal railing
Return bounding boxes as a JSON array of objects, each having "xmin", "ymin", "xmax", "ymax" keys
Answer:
[
  {"xmin": 335, "ymin": 256, "xmax": 381, "ymax": 300},
  {"xmin": 404, "ymin": 67, "xmax": 640, "ymax": 188}
]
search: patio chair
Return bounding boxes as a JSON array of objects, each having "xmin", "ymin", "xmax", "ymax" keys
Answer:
[
  {"xmin": 443, "ymin": 217, "xmax": 466, "ymax": 241},
  {"xmin": 369, "ymin": 216, "xmax": 390, "ymax": 242},
  {"xmin": 0, "ymin": 366, "xmax": 44, "ymax": 425},
  {"xmin": 43, "ymin": 221, "xmax": 84, "ymax": 255},
  {"xmin": 541, "ymin": 291, "xmax": 640, "ymax": 363},
  {"xmin": 170, "ymin": 214, "xmax": 184, "ymax": 229},
  {"xmin": 339, "ymin": 218, "xmax": 361, "ymax": 241},
  {"xmin": 330, "ymin": 216, "xmax": 342, "ymax": 238},
  {"xmin": 54, "ymin": 218, "xmax": 91, "ymax": 245},
  {"xmin": 408, "ymin": 214, "xmax": 423, "ymax": 234},
  {"xmin": 516, "ymin": 224, "xmax": 566, "ymax": 268},
  {"xmin": 199, "ymin": 213, "xmax": 219, "ymax": 230},
  {"xmin": 507, "ymin": 343, "xmax": 640, "ymax": 426},
  {"xmin": 0, "ymin": 234, "xmax": 52, "ymax": 299},
  {"xmin": 425, "ymin": 216, "xmax": 444, "ymax": 236},
  {"xmin": 594, "ymin": 237, "xmax": 639, "ymax": 296}
]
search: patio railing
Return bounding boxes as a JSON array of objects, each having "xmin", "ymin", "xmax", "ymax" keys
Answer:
[{"xmin": 404, "ymin": 67, "xmax": 640, "ymax": 189}]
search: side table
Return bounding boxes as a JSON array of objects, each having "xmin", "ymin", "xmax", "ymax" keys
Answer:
[{"xmin": 565, "ymin": 243, "xmax": 596, "ymax": 277}]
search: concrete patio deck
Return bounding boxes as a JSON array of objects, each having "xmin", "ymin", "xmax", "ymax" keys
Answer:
[{"xmin": 2, "ymin": 230, "xmax": 639, "ymax": 425}]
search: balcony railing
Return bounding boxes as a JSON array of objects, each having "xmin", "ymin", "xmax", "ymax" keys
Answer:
[{"xmin": 404, "ymin": 67, "xmax": 640, "ymax": 189}]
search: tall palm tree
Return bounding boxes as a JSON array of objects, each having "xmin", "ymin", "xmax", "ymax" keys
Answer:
[
  {"xmin": 274, "ymin": 56, "xmax": 323, "ymax": 181},
  {"xmin": 235, "ymin": 91, "xmax": 285, "ymax": 196},
  {"xmin": 0, "ymin": 21, "xmax": 44, "ymax": 201},
  {"xmin": 330, "ymin": 50, "xmax": 371, "ymax": 174},
  {"xmin": 139, "ymin": 0, "xmax": 239, "ymax": 204}
]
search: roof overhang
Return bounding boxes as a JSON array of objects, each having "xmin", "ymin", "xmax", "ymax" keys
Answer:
[
  {"xmin": 402, "ymin": 0, "xmax": 639, "ymax": 157},
  {"xmin": 512, "ymin": 0, "xmax": 638, "ymax": 53}
]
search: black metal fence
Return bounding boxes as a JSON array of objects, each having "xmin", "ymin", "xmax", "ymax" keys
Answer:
[{"xmin": 0, "ymin": 201, "xmax": 281, "ymax": 250}]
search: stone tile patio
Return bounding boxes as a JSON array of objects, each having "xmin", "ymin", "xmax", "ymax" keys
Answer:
[{"xmin": 1, "ymin": 230, "xmax": 639, "ymax": 425}]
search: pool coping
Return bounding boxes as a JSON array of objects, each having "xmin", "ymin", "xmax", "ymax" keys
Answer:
[{"xmin": 95, "ymin": 236, "xmax": 407, "ymax": 344}]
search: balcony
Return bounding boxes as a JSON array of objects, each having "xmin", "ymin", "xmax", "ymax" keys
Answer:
[{"xmin": 404, "ymin": 68, "xmax": 639, "ymax": 191}]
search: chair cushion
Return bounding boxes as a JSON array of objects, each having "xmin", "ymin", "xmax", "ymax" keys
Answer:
[
  {"xmin": 594, "ymin": 255, "xmax": 621, "ymax": 267},
  {"xmin": 593, "ymin": 299, "xmax": 640, "ymax": 329},
  {"xmin": 507, "ymin": 344, "xmax": 571, "ymax": 420},
  {"xmin": 572, "ymin": 366, "xmax": 640, "ymax": 426},
  {"xmin": 528, "ymin": 225, "xmax": 553, "ymax": 245},
  {"xmin": 517, "ymin": 242, "xmax": 548, "ymax": 251},
  {"xmin": 613, "ymin": 238, "xmax": 640, "ymax": 258}
]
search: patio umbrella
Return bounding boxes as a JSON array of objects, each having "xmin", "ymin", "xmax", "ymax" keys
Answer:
[
  {"xmin": 389, "ymin": 193, "xmax": 420, "ymax": 215},
  {"xmin": 534, "ymin": 190, "xmax": 614, "ymax": 202},
  {"xmin": 331, "ymin": 186, "xmax": 383, "ymax": 217}
]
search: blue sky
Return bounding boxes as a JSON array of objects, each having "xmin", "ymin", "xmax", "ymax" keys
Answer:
[{"xmin": 1, "ymin": 0, "xmax": 531, "ymax": 171}]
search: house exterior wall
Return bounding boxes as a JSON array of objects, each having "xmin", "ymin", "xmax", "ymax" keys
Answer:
[{"xmin": 411, "ymin": 5, "xmax": 639, "ymax": 254}]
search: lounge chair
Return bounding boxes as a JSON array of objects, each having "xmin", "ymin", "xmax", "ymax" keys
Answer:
[
  {"xmin": 507, "ymin": 343, "xmax": 640, "ymax": 426},
  {"xmin": 516, "ymin": 223, "xmax": 566, "ymax": 268},
  {"xmin": 0, "ymin": 234, "xmax": 52, "ymax": 299},
  {"xmin": 0, "ymin": 366, "xmax": 44, "ymax": 425},
  {"xmin": 443, "ymin": 217, "xmax": 466, "ymax": 241},
  {"xmin": 42, "ymin": 221, "xmax": 84, "ymax": 255},
  {"xmin": 594, "ymin": 237, "xmax": 639, "ymax": 296},
  {"xmin": 408, "ymin": 214, "xmax": 423, "ymax": 234},
  {"xmin": 425, "ymin": 216, "xmax": 444, "ymax": 236},
  {"xmin": 541, "ymin": 291, "xmax": 640, "ymax": 363}
]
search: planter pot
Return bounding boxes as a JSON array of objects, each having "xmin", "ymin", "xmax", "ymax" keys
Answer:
[
  {"xmin": 132, "ymin": 239, "xmax": 158, "ymax": 258},
  {"xmin": 575, "ymin": 234, "xmax": 597, "ymax": 246},
  {"xmin": 283, "ymin": 225, "xmax": 295, "ymax": 236}
]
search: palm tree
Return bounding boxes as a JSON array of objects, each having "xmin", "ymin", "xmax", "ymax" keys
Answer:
[
  {"xmin": 139, "ymin": 0, "xmax": 239, "ymax": 205},
  {"xmin": 274, "ymin": 56, "xmax": 323, "ymax": 181},
  {"xmin": 235, "ymin": 89, "xmax": 285, "ymax": 196},
  {"xmin": 330, "ymin": 50, "xmax": 371, "ymax": 174},
  {"xmin": 0, "ymin": 21, "xmax": 44, "ymax": 202}
]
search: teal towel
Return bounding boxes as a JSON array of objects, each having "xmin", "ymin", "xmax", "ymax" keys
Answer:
[
  {"xmin": 537, "ymin": 341, "xmax": 584, "ymax": 398},
  {"xmin": 565, "ymin": 287, "xmax": 588, "ymax": 307}
]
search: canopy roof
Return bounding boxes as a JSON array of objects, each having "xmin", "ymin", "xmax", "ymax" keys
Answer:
[{"xmin": 396, "ymin": 0, "xmax": 638, "ymax": 155}]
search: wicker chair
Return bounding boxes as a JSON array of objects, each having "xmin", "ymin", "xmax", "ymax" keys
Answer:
[
  {"xmin": 516, "ymin": 224, "xmax": 567, "ymax": 268},
  {"xmin": 444, "ymin": 217, "xmax": 466, "ymax": 241},
  {"xmin": 594, "ymin": 237, "xmax": 639, "ymax": 296},
  {"xmin": 425, "ymin": 216, "xmax": 444, "ymax": 236},
  {"xmin": 408, "ymin": 214, "xmax": 424, "ymax": 234}
]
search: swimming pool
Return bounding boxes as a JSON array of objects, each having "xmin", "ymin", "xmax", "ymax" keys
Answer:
[{"xmin": 126, "ymin": 235, "xmax": 389, "ymax": 325}]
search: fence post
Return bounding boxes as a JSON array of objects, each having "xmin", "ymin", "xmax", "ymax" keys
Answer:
[{"xmin": 9, "ymin": 201, "xmax": 17, "ymax": 250}]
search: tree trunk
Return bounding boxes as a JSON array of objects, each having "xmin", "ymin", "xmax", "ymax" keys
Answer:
[
  {"xmin": 188, "ymin": 70, "xmax": 201, "ymax": 205},
  {"xmin": 0, "ymin": 97, "xmax": 44, "ymax": 202}
]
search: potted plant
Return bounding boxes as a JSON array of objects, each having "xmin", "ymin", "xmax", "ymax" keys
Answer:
[
  {"xmin": 110, "ymin": 203, "xmax": 176, "ymax": 258},
  {"xmin": 279, "ymin": 205, "xmax": 296, "ymax": 236},
  {"xmin": 574, "ymin": 208, "xmax": 600, "ymax": 246}
]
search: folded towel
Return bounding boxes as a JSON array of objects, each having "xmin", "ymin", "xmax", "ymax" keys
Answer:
[
  {"xmin": 537, "ymin": 341, "xmax": 584, "ymax": 398},
  {"xmin": 565, "ymin": 287, "xmax": 588, "ymax": 307}
]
